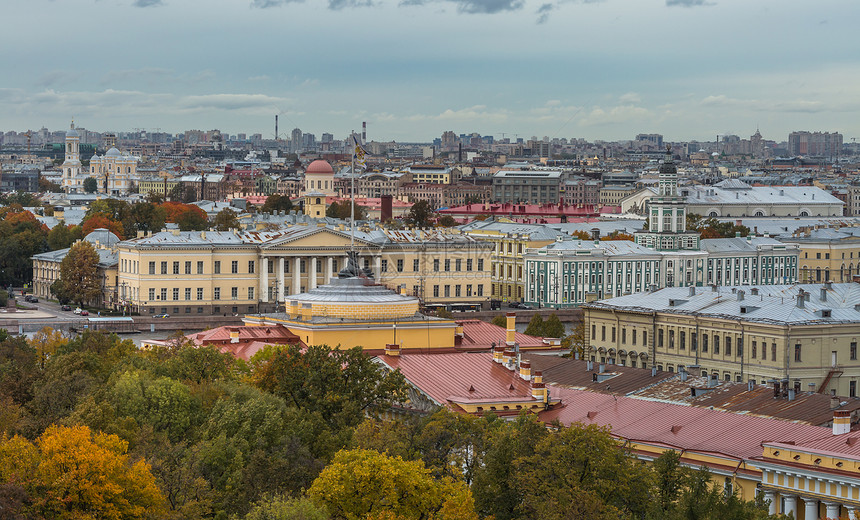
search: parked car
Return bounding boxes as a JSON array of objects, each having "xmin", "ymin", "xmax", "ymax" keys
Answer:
[
  {"xmin": 24, "ymin": 295, "xmax": 38, "ymax": 303},
  {"xmin": 80, "ymin": 310, "xmax": 89, "ymax": 316},
  {"xmin": 73, "ymin": 307, "xmax": 82, "ymax": 314},
  {"xmin": 153, "ymin": 313, "xmax": 170, "ymax": 318},
  {"xmin": 61, "ymin": 305, "xmax": 71, "ymax": 311}
]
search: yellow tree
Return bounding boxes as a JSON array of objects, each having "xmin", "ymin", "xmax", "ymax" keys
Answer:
[
  {"xmin": 29, "ymin": 326, "xmax": 68, "ymax": 368},
  {"xmin": 308, "ymin": 449, "xmax": 478, "ymax": 520},
  {"xmin": 0, "ymin": 425, "xmax": 166, "ymax": 519}
]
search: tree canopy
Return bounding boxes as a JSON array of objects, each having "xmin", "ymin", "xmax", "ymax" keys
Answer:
[
  {"xmin": 326, "ymin": 201, "xmax": 367, "ymax": 221},
  {"xmin": 405, "ymin": 200, "xmax": 434, "ymax": 228},
  {"xmin": 83, "ymin": 176, "xmax": 98, "ymax": 193},
  {"xmin": 261, "ymin": 194, "xmax": 293, "ymax": 214},
  {"xmin": 214, "ymin": 207, "xmax": 241, "ymax": 231},
  {"xmin": 54, "ymin": 240, "xmax": 102, "ymax": 307}
]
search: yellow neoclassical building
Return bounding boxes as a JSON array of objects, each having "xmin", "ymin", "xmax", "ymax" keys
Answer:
[
  {"xmin": 115, "ymin": 224, "xmax": 492, "ymax": 315},
  {"xmin": 243, "ymin": 254, "xmax": 457, "ymax": 351},
  {"xmin": 583, "ymin": 283, "xmax": 860, "ymax": 397},
  {"xmin": 782, "ymin": 227, "xmax": 860, "ymax": 283}
]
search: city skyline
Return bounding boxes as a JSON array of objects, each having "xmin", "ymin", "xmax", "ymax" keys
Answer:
[{"xmin": 3, "ymin": 0, "xmax": 859, "ymax": 142}]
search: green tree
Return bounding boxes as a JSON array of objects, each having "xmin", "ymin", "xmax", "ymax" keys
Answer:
[
  {"xmin": 83, "ymin": 176, "xmax": 98, "ymax": 193},
  {"xmin": 46, "ymin": 224, "xmax": 82, "ymax": 250},
  {"xmin": 308, "ymin": 449, "xmax": 478, "ymax": 520},
  {"xmin": 523, "ymin": 314, "xmax": 545, "ymax": 336},
  {"xmin": 491, "ymin": 315, "xmax": 507, "ymax": 328},
  {"xmin": 471, "ymin": 414, "xmax": 547, "ymax": 520},
  {"xmin": 56, "ymin": 240, "xmax": 102, "ymax": 307},
  {"xmin": 242, "ymin": 495, "xmax": 329, "ymax": 520},
  {"xmin": 437, "ymin": 215, "xmax": 458, "ymax": 227},
  {"xmin": 405, "ymin": 200, "xmax": 434, "ymax": 228},
  {"xmin": 251, "ymin": 344, "xmax": 408, "ymax": 432},
  {"xmin": 214, "ymin": 207, "xmax": 241, "ymax": 231},
  {"xmin": 260, "ymin": 194, "xmax": 293, "ymax": 214},
  {"xmin": 111, "ymin": 370, "xmax": 201, "ymax": 442},
  {"xmin": 326, "ymin": 201, "xmax": 367, "ymax": 221},
  {"xmin": 515, "ymin": 423, "xmax": 654, "ymax": 520},
  {"xmin": 562, "ymin": 321, "xmax": 587, "ymax": 357},
  {"xmin": 542, "ymin": 313, "xmax": 565, "ymax": 338}
]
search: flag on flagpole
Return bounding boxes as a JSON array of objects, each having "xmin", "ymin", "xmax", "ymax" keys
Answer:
[{"xmin": 352, "ymin": 135, "xmax": 367, "ymax": 169}]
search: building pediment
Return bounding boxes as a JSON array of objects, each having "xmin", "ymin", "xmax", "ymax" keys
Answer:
[{"xmin": 260, "ymin": 226, "xmax": 377, "ymax": 251}]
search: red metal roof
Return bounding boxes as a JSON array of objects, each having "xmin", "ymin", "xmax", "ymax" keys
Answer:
[
  {"xmin": 439, "ymin": 202, "xmax": 621, "ymax": 217},
  {"xmin": 376, "ymin": 352, "xmax": 538, "ymax": 413},
  {"xmin": 541, "ymin": 387, "xmax": 837, "ymax": 461},
  {"xmin": 187, "ymin": 325, "xmax": 301, "ymax": 361},
  {"xmin": 456, "ymin": 319, "xmax": 549, "ymax": 350}
]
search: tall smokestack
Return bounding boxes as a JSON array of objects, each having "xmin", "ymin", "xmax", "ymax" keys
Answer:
[
  {"xmin": 458, "ymin": 142, "xmax": 462, "ymax": 163},
  {"xmin": 275, "ymin": 115, "xmax": 278, "ymax": 140},
  {"xmin": 362, "ymin": 121, "xmax": 366, "ymax": 145}
]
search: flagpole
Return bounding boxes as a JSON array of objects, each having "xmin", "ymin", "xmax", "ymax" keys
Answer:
[{"xmin": 350, "ymin": 134, "xmax": 355, "ymax": 253}]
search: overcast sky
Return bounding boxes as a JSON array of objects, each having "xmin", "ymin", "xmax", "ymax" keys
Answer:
[{"xmin": 2, "ymin": 0, "xmax": 859, "ymax": 143}]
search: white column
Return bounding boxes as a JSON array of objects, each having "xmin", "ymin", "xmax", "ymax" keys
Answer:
[
  {"xmin": 804, "ymin": 498, "xmax": 819, "ymax": 520},
  {"xmin": 325, "ymin": 256, "xmax": 333, "ymax": 284},
  {"xmin": 784, "ymin": 495, "xmax": 797, "ymax": 519},
  {"xmin": 765, "ymin": 491, "xmax": 778, "ymax": 516},
  {"xmin": 825, "ymin": 503, "xmax": 840, "ymax": 520},
  {"xmin": 293, "ymin": 257, "xmax": 301, "ymax": 294},
  {"xmin": 847, "ymin": 507, "xmax": 858, "ymax": 520},
  {"xmin": 278, "ymin": 257, "xmax": 285, "ymax": 301},
  {"xmin": 375, "ymin": 255, "xmax": 382, "ymax": 279},
  {"xmin": 310, "ymin": 256, "xmax": 318, "ymax": 289},
  {"xmin": 261, "ymin": 256, "xmax": 269, "ymax": 303}
]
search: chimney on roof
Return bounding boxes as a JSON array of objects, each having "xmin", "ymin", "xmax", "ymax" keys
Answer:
[
  {"xmin": 711, "ymin": 284, "xmax": 718, "ymax": 292},
  {"xmin": 586, "ymin": 360, "xmax": 594, "ymax": 371},
  {"xmin": 502, "ymin": 349, "xmax": 515, "ymax": 368},
  {"xmin": 492, "ymin": 342, "xmax": 505, "ymax": 364},
  {"xmin": 788, "ymin": 388, "xmax": 796, "ymax": 401},
  {"xmin": 598, "ymin": 363, "xmax": 605, "ymax": 374},
  {"xmin": 531, "ymin": 370, "xmax": 546, "ymax": 401},
  {"xmin": 748, "ymin": 380, "xmax": 755, "ymax": 391},
  {"xmin": 833, "ymin": 410, "xmax": 851, "ymax": 435},
  {"xmin": 229, "ymin": 330, "xmax": 239, "ymax": 344},
  {"xmin": 796, "ymin": 290, "xmax": 805, "ymax": 309},
  {"xmin": 825, "ymin": 281, "xmax": 833, "ymax": 290},
  {"xmin": 737, "ymin": 290, "xmax": 745, "ymax": 301},
  {"xmin": 519, "ymin": 361, "xmax": 532, "ymax": 381},
  {"xmin": 651, "ymin": 366, "xmax": 657, "ymax": 377},
  {"xmin": 384, "ymin": 343, "xmax": 401, "ymax": 356},
  {"xmin": 679, "ymin": 366, "xmax": 688, "ymax": 382},
  {"xmin": 689, "ymin": 286, "xmax": 696, "ymax": 297},
  {"xmin": 506, "ymin": 312, "xmax": 516, "ymax": 346},
  {"xmin": 821, "ymin": 287, "xmax": 828, "ymax": 302}
]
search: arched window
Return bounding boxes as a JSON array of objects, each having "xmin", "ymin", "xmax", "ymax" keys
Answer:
[
  {"xmin": 754, "ymin": 211, "xmax": 765, "ymax": 217},
  {"xmin": 316, "ymin": 197, "xmax": 321, "ymax": 204},
  {"xmin": 800, "ymin": 211, "xmax": 809, "ymax": 217},
  {"xmin": 708, "ymin": 211, "xmax": 718, "ymax": 217}
]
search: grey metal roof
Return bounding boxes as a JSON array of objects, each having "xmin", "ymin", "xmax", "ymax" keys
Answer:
[
  {"xmin": 585, "ymin": 283, "xmax": 860, "ymax": 326},
  {"xmin": 283, "ymin": 276, "xmax": 418, "ymax": 304}
]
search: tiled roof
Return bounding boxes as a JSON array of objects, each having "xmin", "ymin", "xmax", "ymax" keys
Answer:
[{"xmin": 186, "ymin": 325, "xmax": 301, "ymax": 361}]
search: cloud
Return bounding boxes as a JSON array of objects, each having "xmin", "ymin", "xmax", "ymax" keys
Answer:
[
  {"xmin": 180, "ymin": 93, "xmax": 289, "ymax": 111},
  {"xmin": 536, "ymin": 3, "xmax": 553, "ymax": 23},
  {"xmin": 619, "ymin": 92, "xmax": 641, "ymax": 103},
  {"xmin": 133, "ymin": 0, "xmax": 163, "ymax": 6},
  {"xmin": 666, "ymin": 0, "xmax": 713, "ymax": 6},
  {"xmin": 250, "ymin": 0, "xmax": 303, "ymax": 7},
  {"xmin": 400, "ymin": 0, "xmax": 524, "ymax": 14},
  {"xmin": 328, "ymin": 0, "xmax": 372, "ymax": 8}
]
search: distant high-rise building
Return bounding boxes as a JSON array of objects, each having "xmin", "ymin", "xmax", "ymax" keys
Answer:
[
  {"xmin": 635, "ymin": 133, "xmax": 663, "ymax": 148},
  {"xmin": 788, "ymin": 131, "xmax": 843, "ymax": 157},
  {"xmin": 291, "ymin": 128, "xmax": 303, "ymax": 153},
  {"xmin": 321, "ymin": 133, "xmax": 333, "ymax": 143}
]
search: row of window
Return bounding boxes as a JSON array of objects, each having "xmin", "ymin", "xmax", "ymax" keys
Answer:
[
  {"xmin": 146, "ymin": 287, "xmax": 255, "ymax": 301},
  {"xmin": 432, "ymin": 284, "xmax": 484, "ymax": 298}
]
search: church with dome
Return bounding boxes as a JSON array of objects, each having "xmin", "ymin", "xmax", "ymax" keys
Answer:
[{"xmin": 60, "ymin": 121, "xmax": 138, "ymax": 194}]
